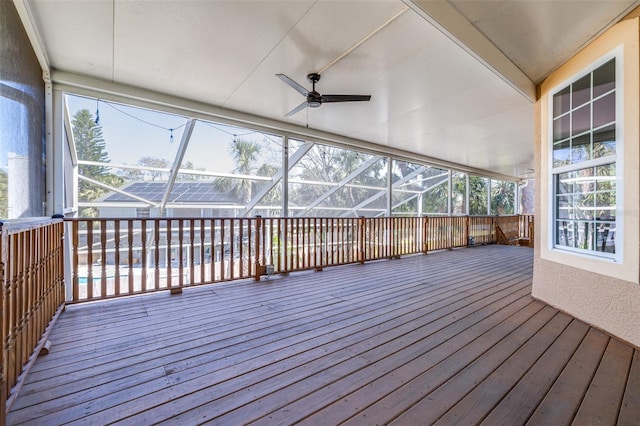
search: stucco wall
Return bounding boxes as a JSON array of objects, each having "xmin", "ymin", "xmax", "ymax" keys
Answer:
[{"xmin": 532, "ymin": 18, "xmax": 640, "ymax": 347}]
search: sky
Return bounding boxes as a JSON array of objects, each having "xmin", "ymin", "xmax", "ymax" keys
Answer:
[{"xmin": 66, "ymin": 94, "xmax": 282, "ymax": 175}]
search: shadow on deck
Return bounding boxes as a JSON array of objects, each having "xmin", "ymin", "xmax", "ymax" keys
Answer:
[{"xmin": 7, "ymin": 245, "xmax": 639, "ymax": 425}]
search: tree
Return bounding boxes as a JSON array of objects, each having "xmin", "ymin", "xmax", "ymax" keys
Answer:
[
  {"xmin": 214, "ymin": 139, "xmax": 262, "ymax": 205},
  {"xmin": 138, "ymin": 156, "xmax": 170, "ymax": 181},
  {"xmin": 469, "ymin": 176, "xmax": 488, "ymax": 215},
  {"xmin": 491, "ymin": 180, "xmax": 515, "ymax": 215},
  {"xmin": 293, "ymin": 146, "xmax": 385, "ymax": 216},
  {"xmin": 73, "ymin": 109, "xmax": 123, "ymax": 216}
]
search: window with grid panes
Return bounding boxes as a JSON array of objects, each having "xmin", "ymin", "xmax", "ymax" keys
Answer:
[{"xmin": 551, "ymin": 55, "xmax": 618, "ymax": 257}]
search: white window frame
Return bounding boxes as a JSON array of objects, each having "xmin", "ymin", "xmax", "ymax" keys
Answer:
[{"xmin": 548, "ymin": 49, "xmax": 623, "ymax": 263}]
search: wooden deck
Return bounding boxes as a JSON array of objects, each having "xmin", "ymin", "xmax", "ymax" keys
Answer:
[{"xmin": 7, "ymin": 245, "xmax": 640, "ymax": 425}]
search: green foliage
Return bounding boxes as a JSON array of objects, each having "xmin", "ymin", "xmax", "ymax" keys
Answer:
[
  {"xmin": 491, "ymin": 180, "xmax": 515, "ymax": 215},
  {"xmin": 213, "ymin": 139, "xmax": 279, "ymax": 207},
  {"xmin": 72, "ymin": 109, "xmax": 123, "ymax": 216},
  {"xmin": 469, "ymin": 176, "xmax": 488, "ymax": 215},
  {"xmin": 294, "ymin": 146, "xmax": 385, "ymax": 216}
]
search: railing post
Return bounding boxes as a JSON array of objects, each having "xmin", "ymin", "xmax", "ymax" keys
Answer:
[
  {"xmin": 465, "ymin": 215, "xmax": 470, "ymax": 247},
  {"xmin": 254, "ymin": 216, "xmax": 266, "ymax": 281},
  {"xmin": 0, "ymin": 221, "xmax": 6, "ymax": 424},
  {"xmin": 422, "ymin": 216, "xmax": 429, "ymax": 254},
  {"xmin": 358, "ymin": 216, "xmax": 366, "ymax": 264}
]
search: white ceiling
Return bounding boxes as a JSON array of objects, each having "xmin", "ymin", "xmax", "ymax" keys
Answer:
[{"xmin": 22, "ymin": 0, "xmax": 640, "ymax": 179}]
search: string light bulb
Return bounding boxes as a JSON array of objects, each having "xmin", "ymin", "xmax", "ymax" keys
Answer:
[{"xmin": 169, "ymin": 128, "xmax": 174, "ymax": 143}]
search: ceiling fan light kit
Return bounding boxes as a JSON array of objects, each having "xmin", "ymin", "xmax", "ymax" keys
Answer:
[{"xmin": 276, "ymin": 72, "xmax": 371, "ymax": 117}]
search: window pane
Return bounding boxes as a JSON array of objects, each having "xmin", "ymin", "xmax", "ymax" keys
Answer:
[
  {"xmin": 553, "ymin": 114, "xmax": 571, "ymax": 142},
  {"xmin": 553, "ymin": 87, "xmax": 571, "ymax": 117},
  {"xmin": 593, "ymin": 92, "xmax": 615, "ymax": 128},
  {"xmin": 553, "ymin": 140, "xmax": 570, "ymax": 167},
  {"xmin": 571, "ymin": 104, "xmax": 590, "ymax": 136},
  {"xmin": 593, "ymin": 124, "xmax": 615, "ymax": 158},
  {"xmin": 572, "ymin": 74, "xmax": 591, "ymax": 108},
  {"xmin": 593, "ymin": 59, "xmax": 615, "ymax": 97},
  {"xmin": 571, "ymin": 133, "xmax": 591, "ymax": 163},
  {"xmin": 554, "ymin": 163, "xmax": 616, "ymax": 255}
]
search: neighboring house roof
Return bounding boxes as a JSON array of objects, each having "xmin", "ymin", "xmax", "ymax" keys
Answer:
[{"xmin": 102, "ymin": 182, "xmax": 239, "ymax": 204}]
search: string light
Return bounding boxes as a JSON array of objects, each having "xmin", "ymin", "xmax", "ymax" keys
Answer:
[{"xmin": 100, "ymin": 99, "xmax": 187, "ymax": 142}]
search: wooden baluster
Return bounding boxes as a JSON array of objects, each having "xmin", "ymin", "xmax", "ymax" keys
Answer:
[
  {"xmin": 100, "ymin": 220, "xmax": 107, "ymax": 298},
  {"xmin": 114, "ymin": 220, "xmax": 121, "ymax": 295},
  {"xmin": 229, "ymin": 219, "xmax": 242, "ymax": 280},
  {"xmin": 188, "ymin": 219, "xmax": 194, "ymax": 285},
  {"xmin": 127, "ymin": 220, "xmax": 134, "ymax": 294},
  {"xmin": 275, "ymin": 218, "xmax": 281, "ymax": 272},
  {"xmin": 246, "ymin": 219, "xmax": 252, "ymax": 278},
  {"xmin": 166, "ymin": 219, "xmax": 172, "ymax": 290},
  {"xmin": 209, "ymin": 219, "xmax": 215, "ymax": 282},
  {"xmin": 141, "ymin": 219, "xmax": 148, "ymax": 292},
  {"xmin": 72, "ymin": 221, "xmax": 79, "ymax": 301},
  {"xmin": 153, "ymin": 219, "xmax": 160, "ymax": 290},
  {"xmin": 86, "ymin": 220, "xmax": 94, "ymax": 300},
  {"xmin": 254, "ymin": 216, "xmax": 261, "ymax": 281},
  {"xmin": 239, "ymin": 219, "xmax": 245, "ymax": 279},
  {"xmin": 220, "ymin": 219, "xmax": 226, "ymax": 281},
  {"xmin": 178, "ymin": 219, "xmax": 184, "ymax": 288},
  {"xmin": 284, "ymin": 218, "xmax": 290, "ymax": 271},
  {"xmin": 199, "ymin": 219, "xmax": 205, "ymax": 283}
]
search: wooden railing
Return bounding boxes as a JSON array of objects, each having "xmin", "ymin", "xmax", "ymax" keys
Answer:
[
  {"xmin": 65, "ymin": 214, "xmax": 533, "ymax": 302},
  {"xmin": 0, "ymin": 218, "xmax": 66, "ymax": 416}
]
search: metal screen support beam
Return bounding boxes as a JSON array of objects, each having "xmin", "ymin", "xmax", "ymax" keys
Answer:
[
  {"xmin": 466, "ymin": 174, "xmax": 470, "ymax": 215},
  {"xmin": 374, "ymin": 176, "xmax": 449, "ymax": 216},
  {"xmin": 341, "ymin": 166, "xmax": 428, "ymax": 217},
  {"xmin": 159, "ymin": 119, "xmax": 196, "ymax": 216},
  {"xmin": 487, "ymin": 178, "xmax": 492, "ymax": 215},
  {"xmin": 282, "ymin": 136, "xmax": 289, "ymax": 217},
  {"xmin": 297, "ymin": 155, "xmax": 381, "ymax": 216},
  {"xmin": 240, "ymin": 141, "xmax": 314, "ymax": 217},
  {"xmin": 387, "ymin": 157, "xmax": 393, "ymax": 216},
  {"xmin": 447, "ymin": 169, "xmax": 452, "ymax": 215}
]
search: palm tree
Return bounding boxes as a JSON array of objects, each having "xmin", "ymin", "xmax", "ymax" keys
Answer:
[
  {"xmin": 491, "ymin": 180, "xmax": 515, "ymax": 215},
  {"xmin": 214, "ymin": 139, "xmax": 261, "ymax": 205},
  {"xmin": 469, "ymin": 176, "xmax": 489, "ymax": 215}
]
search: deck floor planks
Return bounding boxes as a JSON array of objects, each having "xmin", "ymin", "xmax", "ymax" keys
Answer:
[
  {"xmin": 70, "ymin": 260, "xmax": 533, "ymax": 424},
  {"xmin": 430, "ymin": 311, "xmax": 574, "ymax": 425},
  {"xmin": 386, "ymin": 305, "xmax": 561, "ymax": 425},
  {"xmin": 618, "ymin": 349, "xmax": 640, "ymax": 426},
  {"xmin": 525, "ymin": 328, "xmax": 610, "ymax": 426},
  {"xmin": 6, "ymin": 245, "xmax": 639, "ymax": 425},
  {"xmin": 155, "ymin": 280, "xmax": 534, "ymax": 424},
  {"xmin": 339, "ymin": 301, "xmax": 549, "ymax": 426},
  {"xmin": 573, "ymin": 337, "xmax": 635, "ymax": 425},
  {"xmin": 479, "ymin": 319, "xmax": 590, "ymax": 425},
  {"xmin": 11, "ymin": 250, "xmax": 528, "ymax": 421}
]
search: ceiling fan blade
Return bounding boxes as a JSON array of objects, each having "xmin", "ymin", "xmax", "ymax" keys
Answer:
[
  {"xmin": 276, "ymin": 74, "xmax": 308, "ymax": 97},
  {"xmin": 285, "ymin": 101, "xmax": 309, "ymax": 117},
  {"xmin": 321, "ymin": 94, "xmax": 371, "ymax": 103}
]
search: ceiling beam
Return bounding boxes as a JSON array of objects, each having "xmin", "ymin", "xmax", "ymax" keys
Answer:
[
  {"xmin": 404, "ymin": 0, "xmax": 536, "ymax": 102},
  {"xmin": 52, "ymin": 71, "xmax": 522, "ymax": 182}
]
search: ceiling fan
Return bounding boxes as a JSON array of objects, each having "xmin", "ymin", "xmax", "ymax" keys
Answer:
[{"xmin": 276, "ymin": 73, "xmax": 371, "ymax": 117}]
